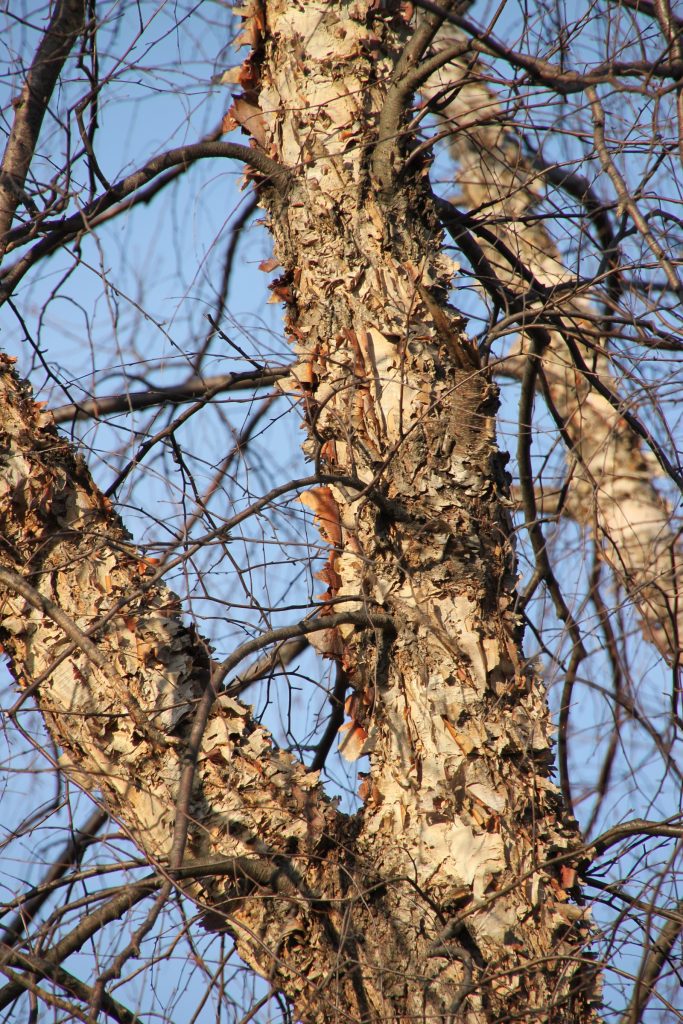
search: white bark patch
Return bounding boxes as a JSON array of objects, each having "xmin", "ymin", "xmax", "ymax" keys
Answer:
[
  {"xmin": 467, "ymin": 782, "xmax": 506, "ymax": 814},
  {"xmin": 448, "ymin": 595, "xmax": 490, "ymax": 693},
  {"xmin": 356, "ymin": 328, "xmax": 403, "ymax": 437},
  {"xmin": 419, "ymin": 822, "xmax": 505, "ymax": 896},
  {"xmin": 50, "ymin": 656, "xmax": 98, "ymax": 713}
]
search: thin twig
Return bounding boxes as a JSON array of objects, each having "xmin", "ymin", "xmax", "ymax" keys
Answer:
[
  {"xmin": 0, "ymin": 140, "xmax": 291, "ymax": 302},
  {"xmin": 0, "ymin": 0, "xmax": 86, "ymax": 255},
  {"xmin": 50, "ymin": 367, "xmax": 291, "ymax": 424}
]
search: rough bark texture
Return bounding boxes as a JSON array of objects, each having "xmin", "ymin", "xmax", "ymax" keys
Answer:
[
  {"xmin": 234, "ymin": 0, "xmax": 598, "ymax": 1018},
  {"xmin": 0, "ymin": 2, "xmax": 602, "ymax": 1022},
  {"xmin": 0, "ymin": 357, "xmax": 357, "ymax": 1012},
  {"xmin": 423, "ymin": 26, "xmax": 682, "ymax": 666}
]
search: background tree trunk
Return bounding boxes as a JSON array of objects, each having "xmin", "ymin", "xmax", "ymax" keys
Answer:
[{"xmin": 423, "ymin": 22, "xmax": 682, "ymax": 668}]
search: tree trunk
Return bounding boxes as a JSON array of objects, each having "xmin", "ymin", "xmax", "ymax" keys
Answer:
[{"xmin": 0, "ymin": 2, "xmax": 600, "ymax": 1021}]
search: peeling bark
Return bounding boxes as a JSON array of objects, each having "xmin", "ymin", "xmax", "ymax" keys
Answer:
[
  {"xmin": 237, "ymin": 0, "xmax": 597, "ymax": 1018},
  {"xmin": 0, "ymin": 2, "xmax": 602, "ymax": 1022},
  {"xmin": 0, "ymin": 359, "xmax": 360, "ymax": 1017}
]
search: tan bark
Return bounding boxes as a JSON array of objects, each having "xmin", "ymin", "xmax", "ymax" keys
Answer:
[
  {"xmin": 0, "ymin": 2, "xmax": 601, "ymax": 1021},
  {"xmin": 423, "ymin": 26, "xmax": 682, "ymax": 666},
  {"xmin": 0, "ymin": 356, "xmax": 368, "ymax": 1018}
]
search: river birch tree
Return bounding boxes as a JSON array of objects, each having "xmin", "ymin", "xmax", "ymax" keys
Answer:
[{"xmin": 0, "ymin": 2, "xmax": 681, "ymax": 1023}]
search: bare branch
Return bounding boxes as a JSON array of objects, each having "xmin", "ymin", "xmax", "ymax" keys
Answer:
[
  {"xmin": 373, "ymin": 1, "xmax": 464, "ymax": 193},
  {"xmin": 0, "ymin": 140, "xmax": 290, "ymax": 302},
  {"xmin": 622, "ymin": 900, "xmax": 683, "ymax": 1024},
  {"xmin": 413, "ymin": 0, "xmax": 683, "ymax": 93},
  {"xmin": 0, "ymin": 944, "xmax": 144, "ymax": 1024},
  {"xmin": 49, "ymin": 367, "xmax": 291, "ymax": 424},
  {"xmin": 0, "ymin": 0, "xmax": 86, "ymax": 255},
  {"xmin": 0, "ymin": 806, "xmax": 107, "ymax": 948}
]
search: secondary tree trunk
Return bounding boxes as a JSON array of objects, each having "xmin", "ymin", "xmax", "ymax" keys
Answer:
[
  {"xmin": 423, "ymin": 25, "xmax": 682, "ymax": 667},
  {"xmin": 0, "ymin": 2, "xmax": 600, "ymax": 1021}
]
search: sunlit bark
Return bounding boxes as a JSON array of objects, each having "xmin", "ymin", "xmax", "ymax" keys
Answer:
[{"xmin": 240, "ymin": 0, "xmax": 598, "ymax": 1017}]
